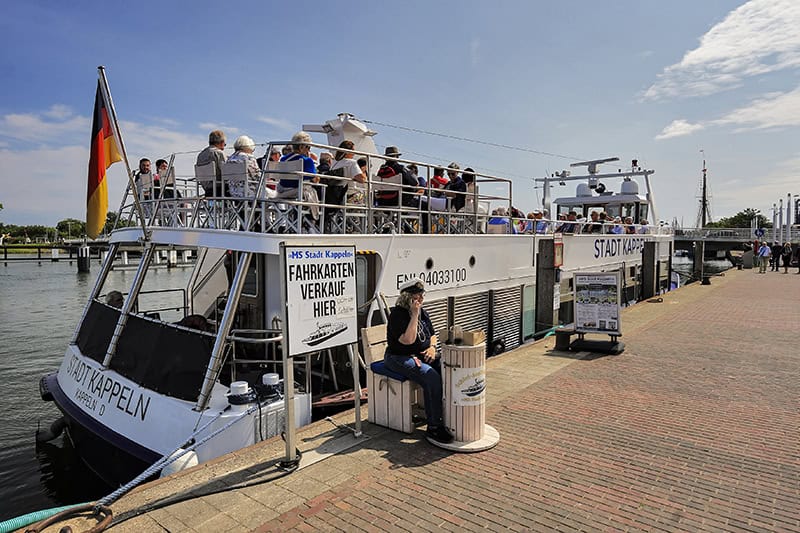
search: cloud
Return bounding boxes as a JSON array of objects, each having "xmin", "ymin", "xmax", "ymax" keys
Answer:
[
  {"xmin": 198, "ymin": 122, "xmax": 239, "ymax": 135},
  {"xmin": 42, "ymin": 104, "xmax": 74, "ymax": 120},
  {"xmin": 713, "ymin": 86, "xmax": 800, "ymax": 130},
  {"xmin": 0, "ymin": 107, "xmax": 210, "ymax": 225},
  {"xmin": 0, "ymin": 106, "xmax": 90, "ymax": 144},
  {"xmin": 644, "ymin": 0, "xmax": 800, "ymax": 100},
  {"xmin": 255, "ymin": 116, "xmax": 294, "ymax": 131},
  {"xmin": 470, "ymin": 38, "xmax": 480, "ymax": 67},
  {"xmin": 655, "ymin": 119, "xmax": 705, "ymax": 140}
]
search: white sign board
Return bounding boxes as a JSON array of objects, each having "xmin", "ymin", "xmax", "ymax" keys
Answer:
[
  {"xmin": 450, "ymin": 366, "xmax": 486, "ymax": 406},
  {"xmin": 573, "ymin": 272, "xmax": 621, "ymax": 335},
  {"xmin": 283, "ymin": 245, "xmax": 358, "ymax": 356}
]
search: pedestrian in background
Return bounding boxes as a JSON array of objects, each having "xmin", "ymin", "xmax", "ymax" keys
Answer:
[
  {"xmin": 757, "ymin": 242, "xmax": 771, "ymax": 274},
  {"xmin": 781, "ymin": 242, "xmax": 793, "ymax": 274}
]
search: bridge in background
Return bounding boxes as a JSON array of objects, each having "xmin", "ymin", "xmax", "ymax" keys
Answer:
[{"xmin": 674, "ymin": 227, "xmax": 799, "ymax": 265}]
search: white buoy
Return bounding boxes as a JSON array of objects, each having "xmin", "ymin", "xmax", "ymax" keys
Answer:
[{"xmin": 159, "ymin": 448, "xmax": 199, "ymax": 478}]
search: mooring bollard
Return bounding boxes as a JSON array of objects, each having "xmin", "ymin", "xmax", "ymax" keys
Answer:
[
  {"xmin": 51, "ymin": 248, "xmax": 59, "ymax": 262},
  {"xmin": 77, "ymin": 245, "xmax": 91, "ymax": 273}
]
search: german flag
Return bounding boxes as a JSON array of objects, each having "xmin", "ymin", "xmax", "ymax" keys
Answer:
[{"xmin": 86, "ymin": 81, "xmax": 122, "ymax": 238}]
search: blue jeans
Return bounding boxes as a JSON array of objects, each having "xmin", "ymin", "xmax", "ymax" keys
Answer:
[{"xmin": 384, "ymin": 354, "xmax": 444, "ymax": 428}]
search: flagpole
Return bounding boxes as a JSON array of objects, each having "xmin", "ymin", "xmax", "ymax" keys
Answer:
[{"xmin": 97, "ymin": 65, "xmax": 149, "ymax": 240}]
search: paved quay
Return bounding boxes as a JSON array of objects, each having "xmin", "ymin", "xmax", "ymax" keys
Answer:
[{"xmin": 37, "ymin": 268, "xmax": 799, "ymax": 532}]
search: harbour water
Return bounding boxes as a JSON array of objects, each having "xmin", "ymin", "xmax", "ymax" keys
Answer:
[
  {"xmin": 671, "ymin": 256, "xmax": 733, "ymax": 285},
  {"xmin": 0, "ymin": 258, "xmax": 190, "ymax": 521},
  {"xmin": 0, "ymin": 255, "xmax": 731, "ymax": 521}
]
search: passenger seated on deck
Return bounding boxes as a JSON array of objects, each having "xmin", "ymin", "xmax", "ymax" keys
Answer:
[
  {"xmin": 430, "ymin": 167, "xmax": 449, "ymax": 196},
  {"xmin": 176, "ymin": 314, "xmax": 213, "ymax": 333},
  {"xmin": 329, "ymin": 140, "xmax": 366, "ymax": 205},
  {"xmin": 196, "ymin": 130, "xmax": 227, "ymax": 196},
  {"xmin": 277, "ymin": 131, "xmax": 321, "ymax": 222},
  {"xmin": 444, "ymin": 162, "xmax": 467, "ymax": 212},
  {"xmin": 608, "ymin": 217, "xmax": 624, "ymax": 235},
  {"xmin": 624, "ymin": 216, "xmax": 636, "ymax": 234},
  {"xmin": 226, "ymin": 135, "xmax": 260, "ymax": 198},
  {"xmin": 583, "ymin": 211, "xmax": 603, "ymax": 233},
  {"xmin": 105, "ymin": 290, "xmax": 124, "ymax": 309},
  {"xmin": 383, "ymin": 278, "xmax": 454, "ymax": 444},
  {"xmin": 375, "ymin": 146, "xmax": 420, "ymax": 209},
  {"xmin": 638, "ymin": 219, "xmax": 650, "ymax": 234}
]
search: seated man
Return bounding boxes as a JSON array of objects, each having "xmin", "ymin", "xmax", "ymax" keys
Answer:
[
  {"xmin": 196, "ymin": 130, "xmax": 227, "ymax": 196},
  {"xmin": 383, "ymin": 278, "xmax": 453, "ymax": 444},
  {"xmin": 444, "ymin": 162, "xmax": 467, "ymax": 212}
]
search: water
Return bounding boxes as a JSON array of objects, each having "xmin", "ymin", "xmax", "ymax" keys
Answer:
[
  {"xmin": 671, "ymin": 256, "xmax": 733, "ymax": 285},
  {"xmin": 0, "ymin": 258, "xmax": 190, "ymax": 521}
]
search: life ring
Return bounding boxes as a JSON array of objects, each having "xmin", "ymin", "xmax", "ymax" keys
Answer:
[{"xmin": 490, "ymin": 339, "xmax": 505, "ymax": 357}]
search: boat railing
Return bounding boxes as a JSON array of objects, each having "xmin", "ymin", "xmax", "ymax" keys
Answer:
[
  {"xmin": 224, "ymin": 328, "xmax": 317, "ymax": 393},
  {"xmin": 486, "ymin": 217, "xmax": 672, "ymax": 236},
  {"xmin": 114, "ymin": 140, "xmax": 514, "ymax": 236}
]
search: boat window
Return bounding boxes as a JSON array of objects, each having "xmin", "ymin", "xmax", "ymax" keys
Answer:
[
  {"xmin": 605, "ymin": 205, "xmax": 620, "ymax": 218},
  {"xmin": 522, "ymin": 284, "xmax": 535, "ymax": 340},
  {"xmin": 637, "ymin": 204, "xmax": 649, "ymax": 222},
  {"xmin": 242, "ymin": 254, "xmax": 258, "ymax": 297},
  {"xmin": 356, "ymin": 255, "xmax": 368, "ymax": 315}
]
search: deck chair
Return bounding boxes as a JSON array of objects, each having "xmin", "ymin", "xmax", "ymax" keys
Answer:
[
  {"xmin": 221, "ymin": 161, "xmax": 250, "ymax": 230},
  {"xmin": 194, "ymin": 162, "xmax": 219, "ymax": 228}
]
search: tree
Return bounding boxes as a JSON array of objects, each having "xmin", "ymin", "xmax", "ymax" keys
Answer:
[
  {"xmin": 56, "ymin": 218, "xmax": 86, "ymax": 239},
  {"xmin": 707, "ymin": 208, "xmax": 771, "ymax": 228},
  {"xmin": 102, "ymin": 211, "xmax": 135, "ymax": 235}
]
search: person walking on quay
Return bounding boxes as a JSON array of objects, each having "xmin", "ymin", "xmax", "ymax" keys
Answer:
[
  {"xmin": 757, "ymin": 242, "xmax": 771, "ymax": 274},
  {"xmin": 781, "ymin": 242, "xmax": 793, "ymax": 274},
  {"xmin": 770, "ymin": 242, "xmax": 783, "ymax": 271}
]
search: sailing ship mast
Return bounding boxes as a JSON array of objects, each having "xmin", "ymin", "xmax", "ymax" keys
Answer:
[{"xmin": 696, "ymin": 150, "xmax": 712, "ymax": 228}]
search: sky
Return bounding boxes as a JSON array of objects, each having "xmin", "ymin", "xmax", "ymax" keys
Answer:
[{"xmin": 1, "ymin": 0, "xmax": 799, "ymax": 228}]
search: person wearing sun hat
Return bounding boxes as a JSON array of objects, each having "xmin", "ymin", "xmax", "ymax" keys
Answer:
[{"xmin": 383, "ymin": 278, "xmax": 454, "ymax": 444}]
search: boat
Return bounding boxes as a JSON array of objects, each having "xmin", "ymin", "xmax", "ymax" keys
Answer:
[
  {"xmin": 302, "ymin": 322, "xmax": 348, "ymax": 346},
  {"xmin": 461, "ymin": 378, "xmax": 487, "ymax": 397},
  {"xmin": 39, "ymin": 111, "xmax": 673, "ymax": 485}
]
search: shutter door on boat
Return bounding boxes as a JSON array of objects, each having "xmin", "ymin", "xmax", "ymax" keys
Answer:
[
  {"xmin": 453, "ymin": 291, "xmax": 490, "ymax": 346},
  {"xmin": 492, "ymin": 286, "xmax": 523, "ymax": 352}
]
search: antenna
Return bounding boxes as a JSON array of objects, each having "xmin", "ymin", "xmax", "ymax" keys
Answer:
[{"xmin": 569, "ymin": 157, "xmax": 619, "ymax": 174}]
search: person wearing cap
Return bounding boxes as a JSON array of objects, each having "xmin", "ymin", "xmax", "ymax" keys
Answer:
[
  {"xmin": 444, "ymin": 162, "xmax": 467, "ymax": 211},
  {"xmin": 226, "ymin": 135, "xmax": 260, "ymax": 198},
  {"xmin": 376, "ymin": 146, "xmax": 420, "ymax": 209},
  {"xmin": 278, "ymin": 131, "xmax": 321, "ymax": 221},
  {"xmin": 384, "ymin": 278, "xmax": 454, "ymax": 444}
]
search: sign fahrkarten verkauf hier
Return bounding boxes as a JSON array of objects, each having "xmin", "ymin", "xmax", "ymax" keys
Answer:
[{"xmin": 282, "ymin": 245, "xmax": 358, "ymax": 356}]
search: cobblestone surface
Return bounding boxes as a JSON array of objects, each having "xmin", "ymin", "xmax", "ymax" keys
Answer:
[{"xmin": 44, "ymin": 269, "xmax": 798, "ymax": 532}]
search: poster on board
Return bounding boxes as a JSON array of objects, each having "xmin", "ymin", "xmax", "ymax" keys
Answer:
[
  {"xmin": 573, "ymin": 271, "xmax": 621, "ymax": 335},
  {"xmin": 283, "ymin": 245, "xmax": 358, "ymax": 356}
]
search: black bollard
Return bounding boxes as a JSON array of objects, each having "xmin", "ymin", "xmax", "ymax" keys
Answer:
[{"xmin": 77, "ymin": 245, "xmax": 91, "ymax": 273}]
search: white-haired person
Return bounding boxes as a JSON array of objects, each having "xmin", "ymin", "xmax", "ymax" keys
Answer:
[
  {"xmin": 226, "ymin": 135, "xmax": 260, "ymax": 198},
  {"xmin": 383, "ymin": 278, "xmax": 454, "ymax": 444},
  {"xmin": 277, "ymin": 131, "xmax": 321, "ymax": 222}
]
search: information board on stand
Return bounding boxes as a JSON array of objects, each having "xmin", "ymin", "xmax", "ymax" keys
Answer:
[{"xmin": 573, "ymin": 271, "xmax": 622, "ymax": 335}]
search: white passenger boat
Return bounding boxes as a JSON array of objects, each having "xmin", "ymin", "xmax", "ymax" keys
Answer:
[{"xmin": 39, "ymin": 112, "xmax": 672, "ymax": 484}]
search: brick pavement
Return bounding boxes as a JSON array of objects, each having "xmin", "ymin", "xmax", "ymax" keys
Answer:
[{"xmin": 36, "ymin": 269, "xmax": 799, "ymax": 532}]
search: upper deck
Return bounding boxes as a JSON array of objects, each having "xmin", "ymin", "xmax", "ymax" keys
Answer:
[{"xmin": 114, "ymin": 116, "xmax": 671, "ymax": 245}]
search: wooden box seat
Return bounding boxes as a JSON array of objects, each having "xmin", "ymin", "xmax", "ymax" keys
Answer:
[{"xmin": 361, "ymin": 325, "xmax": 421, "ymax": 433}]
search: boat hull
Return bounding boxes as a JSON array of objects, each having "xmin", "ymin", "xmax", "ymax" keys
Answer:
[{"xmin": 40, "ymin": 372, "xmax": 159, "ymax": 485}]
